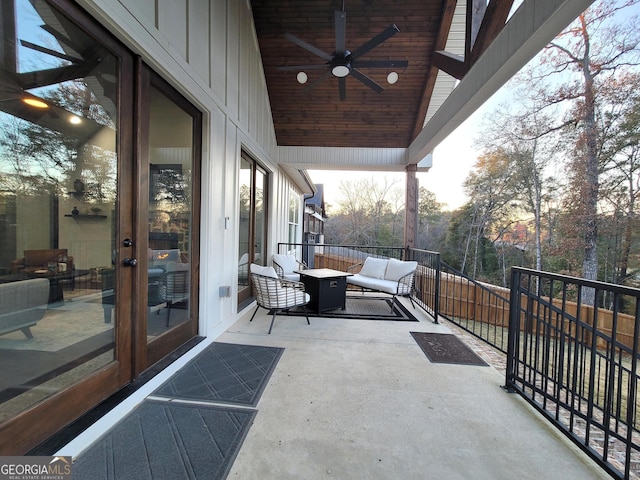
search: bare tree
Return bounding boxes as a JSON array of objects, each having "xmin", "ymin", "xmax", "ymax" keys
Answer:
[
  {"xmin": 534, "ymin": 0, "xmax": 640, "ymax": 302},
  {"xmin": 599, "ymin": 72, "xmax": 640, "ymax": 287},
  {"xmin": 477, "ymin": 97, "xmax": 564, "ymax": 278},
  {"xmin": 328, "ymin": 175, "xmax": 404, "ymax": 246}
]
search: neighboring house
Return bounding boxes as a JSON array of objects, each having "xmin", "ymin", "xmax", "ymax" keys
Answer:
[
  {"xmin": 304, "ymin": 184, "xmax": 327, "ymax": 243},
  {"xmin": 0, "ymin": 0, "xmax": 594, "ymax": 455}
]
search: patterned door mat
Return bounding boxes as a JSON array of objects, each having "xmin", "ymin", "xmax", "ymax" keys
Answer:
[
  {"xmin": 152, "ymin": 342, "xmax": 284, "ymax": 406},
  {"xmin": 72, "ymin": 400, "xmax": 255, "ymax": 480},
  {"xmin": 411, "ymin": 332, "xmax": 488, "ymax": 366}
]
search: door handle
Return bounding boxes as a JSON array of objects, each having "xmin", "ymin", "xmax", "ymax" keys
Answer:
[{"xmin": 123, "ymin": 257, "xmax": 137, "ymax": 267}]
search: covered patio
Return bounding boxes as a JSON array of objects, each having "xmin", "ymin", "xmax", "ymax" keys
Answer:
[{"xmin": 63, "ymin": 296, "xmax": 610, "ymax": 479}]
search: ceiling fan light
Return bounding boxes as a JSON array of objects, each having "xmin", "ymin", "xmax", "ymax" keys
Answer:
[
  {"xmin": 332, "ymin": 65, "xmax": 350, "ymax": 77},
  {"xmin": 296, "ymin": 71, "xmax": 308, "ymax": 84},
  {"xmin": 387, "ymin": 71, "xmax": 399, "ymax": 84}
]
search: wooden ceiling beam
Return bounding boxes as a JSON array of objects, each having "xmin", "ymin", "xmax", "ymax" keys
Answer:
[
  {"xmin": 470, "ymin": 0, "xmax": 515, "ymax": 65},
  {"xmin": 432, "ymin": 0, "xmax": 514, "ymax": 81},
  {"xmin": 431, "ymin": 50, "xmax": 466, "ymax": 79}
]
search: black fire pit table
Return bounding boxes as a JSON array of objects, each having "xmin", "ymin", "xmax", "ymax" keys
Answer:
[{"xmin": 295, "ymin": 268, "xmax": 353, "ymax": 314}]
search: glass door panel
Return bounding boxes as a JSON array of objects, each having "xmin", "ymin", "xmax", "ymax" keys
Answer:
[
  {"xmin": 237, "ymin": 154, "xmax": 268, "ymax": 306},
  {"xmin": 144, "ymin": 80, "xmax": 198, "ymax": 356},
  {"xmin": 0, "ymin": 0, "xmax": 119, "ymax": 424}
]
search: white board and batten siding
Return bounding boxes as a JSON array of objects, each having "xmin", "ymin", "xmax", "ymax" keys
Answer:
[{"xmin": 82, "ymin": 0, "xmax": 289, "ymax": 326}]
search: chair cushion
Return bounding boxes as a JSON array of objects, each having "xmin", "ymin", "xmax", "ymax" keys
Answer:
[
  {"xmin": 275, "ymin": 289, "xmax": 310, "ymax": 307},
  {"xmin": 282, "ymin": 273, "xmax": 301, "ymax": 282},
  {"xmin": 384, "ymin": 259, "xmax": 418, "ymax": 281},
  {"xmin": 272, "ymin": 254, "xmax": 298, "ymax": 274},
  {"xmin": 250, "ymin": 264, "xmax": 278, "ymax": 279},
  {"xmin": 359, "ymin": 257, "xmax": 388, "ymax": 279}
]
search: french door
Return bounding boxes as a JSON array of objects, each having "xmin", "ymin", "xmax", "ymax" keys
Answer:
[
  {"xmin": 238, "ymin": 153, "xmax": 268, "ymax": 307},
  {"xmin": 0, "ymin": 0, "xmax": 200, "ymax": 454}
]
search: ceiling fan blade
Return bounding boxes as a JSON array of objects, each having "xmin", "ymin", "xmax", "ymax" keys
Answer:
[
  {"xmin": 350, "ymin": 68, "xmax": 384, "ymax": 93},
  {"xmin": 353, "ymin": 59, "xmax": 409, "ymax": 69},
  {"xmin": 335, "ymin": 10, "xmax": 346, "ymax": 54},
  {"xmin": 284, "ymin": 33, "xmax": 332, "ymax": 61},
  {"xmin": 350, "ymin": 24, "xmax": 400, "ymax": 60},
  {"xmin": 338, "ymin": 77, "xmax": 346, "ymax": 101},
  {"xmin": 303, "ymin": 70, "xmax": 332, "ymax": 92},
  {"xmin": 278, "ymin": 64, "xmax": 328, "ymax": 71}
]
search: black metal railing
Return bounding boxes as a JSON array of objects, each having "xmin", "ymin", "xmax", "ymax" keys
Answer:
[{"xmin": 507, "ymin": 267, "xmax": 640, "ymax": 480}]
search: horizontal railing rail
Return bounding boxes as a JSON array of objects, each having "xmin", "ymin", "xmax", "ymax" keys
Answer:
[
  {"xmin": 507, "ymin": 267, "xmax": 640, "ymax": 480},
  {"xmin": 277, "ymin": 243, "xmax": 405, "ymax": 271}
]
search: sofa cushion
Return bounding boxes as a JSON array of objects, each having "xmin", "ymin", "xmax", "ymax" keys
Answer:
[
  {"xmin": 347, "ymin": 274, "xmax": 399, "ymax": 295},
  {"xmin": 250, "ymin": 263, "xmax": 278, "ymax": 279},
  {"xmin": 384, "ymin": 259, "xmax": 418, "ymax": 281},
  {"xmin": 359, "ymin": 257, "xmax": 388, "ymax": 279}
]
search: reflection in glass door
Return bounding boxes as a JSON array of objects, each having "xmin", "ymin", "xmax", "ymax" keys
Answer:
[
  {"xmin": 0, "ymin": 0, "xmax": 121, "ymax": 434},
  {"xmin": 238, "ymin": 153, "xmax": 267, "ymax": 306},
  {"xmin": 141, "ymin": 72, "xmax": 200, "ymax": 367}
]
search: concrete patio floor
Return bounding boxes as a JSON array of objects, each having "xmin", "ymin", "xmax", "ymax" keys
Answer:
[{"xmin": 221, "ymin": 297, "xmax": 610, "ymax": 480}]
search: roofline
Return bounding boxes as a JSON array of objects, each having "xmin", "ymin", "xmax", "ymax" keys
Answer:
[{"xmin": 409, "ymin": 0, "xmax": 594, "ymax": 163}]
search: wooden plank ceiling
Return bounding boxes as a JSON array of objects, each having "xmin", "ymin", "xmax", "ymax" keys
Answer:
[{"xmin": 250, "ymin": 0, "xmax": 453, "ymax": 149}]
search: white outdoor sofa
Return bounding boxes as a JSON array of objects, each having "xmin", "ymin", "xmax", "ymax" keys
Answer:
[{"xmin": 347, "ymin": 257, "xmax": 418, "ymax": 308}]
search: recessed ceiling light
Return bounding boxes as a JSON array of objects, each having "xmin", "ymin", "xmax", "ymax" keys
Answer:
[
  {"xmin": 387, "ymin": 72, "xmax": 399, "ymax": 84},
  {"xmin": 297, "ymin": 72, "xmax": 308, "ymax": 84},
  {"xmin": 22, "ymin": 97, "xmax": 49, "ymax": 108},
  {"xmin": 69, "ymin": 115, "xmax": 82, "ymax": 125}
]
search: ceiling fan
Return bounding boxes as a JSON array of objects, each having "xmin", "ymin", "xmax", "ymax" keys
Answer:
[{"xmin": 278, "ymin": 8, "xmax": 408, "ymax": 101}]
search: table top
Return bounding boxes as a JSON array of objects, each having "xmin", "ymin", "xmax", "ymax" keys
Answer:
[{"xmin": 295, "ymin": 268, "xmax": 353, "ymax": 279}]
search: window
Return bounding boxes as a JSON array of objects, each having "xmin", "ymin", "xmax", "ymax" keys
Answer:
[{"xmin": 288, "ymin": 190, "xmax": 300, "ymax": 245}]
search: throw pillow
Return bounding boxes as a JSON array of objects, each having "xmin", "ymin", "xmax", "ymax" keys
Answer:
[
  {"xmin": 384, "ymin": 259, "xmax": 418, "ymax": 281},
  {"xmin": 359, "ymin": 257, "xmax": 388, "ymax": 279},
  {"xmin": 272, "ymin": 253, "xmax": 298, "ymax": 274}
]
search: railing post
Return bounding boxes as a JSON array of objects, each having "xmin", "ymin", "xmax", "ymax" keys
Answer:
[
  {"xmin": 434, "ymin": 252, "xmax": 440, "ymax": 323},
  {"xmin": 504, "ymin": 267, "xmax": 520, "ymax": 392}
]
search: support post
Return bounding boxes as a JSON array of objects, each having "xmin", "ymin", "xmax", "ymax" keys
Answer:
[{"xmin": 404, "ymin": 164, "xmax": 418, "ymax": 250}]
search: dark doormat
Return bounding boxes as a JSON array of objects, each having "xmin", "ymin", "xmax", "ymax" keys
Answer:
[
  {"xmin": 276, "ymin": 296, "xmax": 418, "ymax": 321},
  {"xmin": 72, "ymin": 400, "xmax": 256, "ymax": 480},
  {"xmin": 410, "ymin": 332, "xmax": 488, "ymax": 366},
  {"xmin": 152, "ymin": 342, "xmax": 284, "ymax": 406}
]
